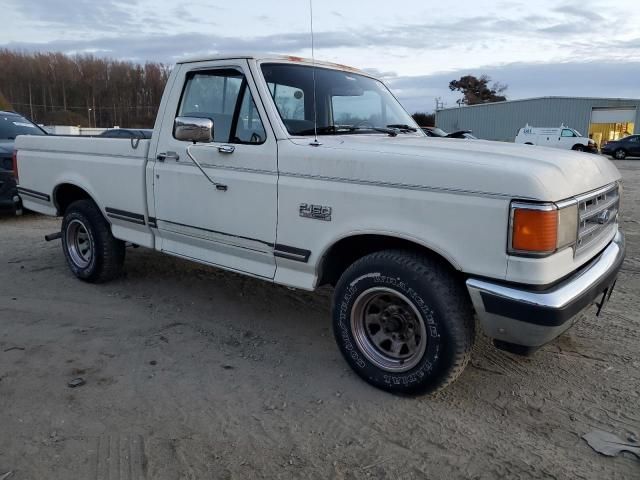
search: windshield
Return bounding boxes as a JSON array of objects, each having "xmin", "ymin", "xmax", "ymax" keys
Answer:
[
  {"xmin": 572, "ymin": 129, "xmax": 582, "ymax": 137},
  {"xmin": 261, "ymin": 63, "xmax": 420, "ymax": 136},
  {"xmin": 0, "ymin": 114, "xmax": 46, "ymax": 140}
]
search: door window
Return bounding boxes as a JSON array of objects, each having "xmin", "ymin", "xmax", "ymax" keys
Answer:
[
  {"xmin": 561, "ymin": 129, "xmax": 575, "ymax": 137},
  {"xmin": 177, "ymin": 68, "xmax": 266, "ymax": 144},
  {"xmin": 233, "ymin": 87, "xmax": 267, "ymax": 144}
]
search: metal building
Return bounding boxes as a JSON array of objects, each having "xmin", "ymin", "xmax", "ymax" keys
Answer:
[{"xmin": 435, "ymin": 97, "xmax": 640, "ymax": 147}]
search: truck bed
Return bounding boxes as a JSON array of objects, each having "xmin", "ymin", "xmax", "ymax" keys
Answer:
[{"xmin": 15, "ymin": 135, "xmax": 154, "ymax": 247}]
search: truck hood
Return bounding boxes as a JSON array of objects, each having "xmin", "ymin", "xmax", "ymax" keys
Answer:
[{"xmin": 290, "ymin": 135, "xmax": 621, "ymax": 201}]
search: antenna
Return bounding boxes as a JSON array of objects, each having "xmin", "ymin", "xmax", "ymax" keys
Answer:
[{"xmin": 309, "ymin": 0, "xmax": 321, "ymax": 146}]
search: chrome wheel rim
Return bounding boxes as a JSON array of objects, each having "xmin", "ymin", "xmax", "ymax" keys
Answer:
[
  {"xmin": 66, "ymin": 219, "xmax": 92, "ymax": 268},
  {"xmin": 615, "ymin": 150, "xmax": 625, "ymax": 159},
  {"xmin": 350, "ymin": 287, "xmax": 428, "ymax": 372}
]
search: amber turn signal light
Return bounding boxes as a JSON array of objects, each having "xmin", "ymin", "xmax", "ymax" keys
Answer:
[{"xmin": 511, "ymin": 208, "xmax": 558, "ymax": 253}]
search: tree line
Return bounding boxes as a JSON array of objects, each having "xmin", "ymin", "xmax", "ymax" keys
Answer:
[
  {"xmin": 0, "ymin": 50, "xmax": 171, "ymax": 128},
  {"xmin": 0, "ymin": 49, "xmax": 507, "ymax": 129}
]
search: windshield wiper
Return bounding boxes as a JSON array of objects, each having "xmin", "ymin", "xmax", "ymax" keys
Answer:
[
  {"xmin": 346, "ymin": 126, "xmax": 398, "ymax": 137},
  {"xmin": 294, "ymin": 125, "xmax": 398, "ymax": 137},
  {"xmin": 294, "ymin": 125, "xmax": 342, "ymax": 136},
  {"xmin": 386, "ymin": 124, "xmax": 418, "ymax": 132}
]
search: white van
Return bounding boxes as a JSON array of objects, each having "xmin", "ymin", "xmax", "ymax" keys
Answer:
[{"xmin": 515, "ymin": 124, "xmax": 598, "ymax": 153}]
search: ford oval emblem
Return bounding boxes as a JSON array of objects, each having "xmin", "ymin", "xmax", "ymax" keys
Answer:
[{"xmin": 597, "ymin": 209, "xmax": 610, "ymax": 224}]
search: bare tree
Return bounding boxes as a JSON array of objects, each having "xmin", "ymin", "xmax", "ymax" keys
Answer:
[
  {"xmin": 0, "ymin": 49, "xmax": 171, "ymax": 127},
  {"xmin": 0, "ymin": 90, "xmax": 12, "ymax": 110}
]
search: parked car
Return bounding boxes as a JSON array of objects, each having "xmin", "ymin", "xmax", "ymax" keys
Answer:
[
  {"xmin": 449, "ymin": 131, "xmax": 477, "ymax": 139},
  {"xmin": 515, "ymin": 124, "xmax": 598, "ymax": 153},
  {"xmin": 0, "ymin": 110, "xmax": 47, "ymax": 214},
  {"xmin": 99, "ymin": 128, "xmax": 153, "ymax": 139},
  {"xmin": 421, "ymin": 127, "xmax": 477, "ymax": 139},
  {"xmin": 15, "ymin": 54, "xmax": 624, "ymax": 395},
  {"xmin": 601, "ymin": 134, "xmax": 640, "ymax": 160}
]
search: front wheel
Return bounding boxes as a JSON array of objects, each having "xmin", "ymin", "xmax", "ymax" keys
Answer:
[
  {"xmin": 332, "ymin": 250, "xmax": 474, "ymax": 395},
  {"xmin": 614, "ymin": 149, "xmax": 627, "ymax": 160},
  {"xmin": 61, "ymin": 199, "xmax": 125, "ymax": 283},
  {"xmin": 572, "ymin": 144, "xmax": 585, "ymax": 152}
]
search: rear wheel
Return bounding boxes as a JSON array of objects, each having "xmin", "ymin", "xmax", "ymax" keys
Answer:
[
  {"xmin": 61, "ymin": 200, "xmax": 125, "ymax": 283},
  {"xmin": 614, "ymin": 149, "xmax": 627, "ymax": 160},
  {"xmin": 332, "ymin": 250, "xmax": 474, "ymax": 395}
]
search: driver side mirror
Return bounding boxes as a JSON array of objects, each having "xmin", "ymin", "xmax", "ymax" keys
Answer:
[{"xmin": 174, "ymin": 116, "xmax": 214, "ymax": 143}]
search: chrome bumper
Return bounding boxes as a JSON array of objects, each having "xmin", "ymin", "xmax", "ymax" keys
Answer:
[{"xmin": 466, "ymin": 231, "xmax": 625, "ymax": 348}]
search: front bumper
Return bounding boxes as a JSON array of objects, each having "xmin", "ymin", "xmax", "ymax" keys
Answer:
[{"xmin": 466, "ymin": 230, "xmax": 625, "ymax": 349}]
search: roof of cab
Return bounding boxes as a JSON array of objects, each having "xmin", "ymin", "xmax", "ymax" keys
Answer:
[{"xmin": 176, "ymin": 53, "xmax": 371, "ymax": 76}]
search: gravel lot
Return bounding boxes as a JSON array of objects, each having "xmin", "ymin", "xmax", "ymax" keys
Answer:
[{"xmin": 1, "ymin": 160, "xmax": 639, "ymax": 479}]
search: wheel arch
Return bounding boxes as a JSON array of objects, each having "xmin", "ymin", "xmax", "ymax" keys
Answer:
[
  {"xmin": 316, "ymin": 232, "xmax": 462, "ymax": 287},
  {"xmin": 53, "ymin": 182, "xmax": 101, "ymax": 217}
]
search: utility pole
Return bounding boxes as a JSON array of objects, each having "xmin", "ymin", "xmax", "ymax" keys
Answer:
[{"xmin": 28, "ymin": 83, "xmax": 34, "ymax": 120}]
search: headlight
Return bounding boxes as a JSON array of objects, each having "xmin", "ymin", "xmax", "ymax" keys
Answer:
[{"xmin": 508, "ymin": 201, "xmax": 578, "ymax": 256}]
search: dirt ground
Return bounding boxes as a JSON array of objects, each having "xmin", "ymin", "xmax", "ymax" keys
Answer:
[{"xmin": 1, "ymin": 160, "xmax": 639, "ymax": 480}]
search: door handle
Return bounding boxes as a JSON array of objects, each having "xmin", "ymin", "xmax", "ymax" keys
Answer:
[
  {"xmin": 218, "ymin": 145, "xmax": 235, "ymax": 154},
  {"xmin": 157, "ymin": 152, "xmax": 180, "ymax": 162}
]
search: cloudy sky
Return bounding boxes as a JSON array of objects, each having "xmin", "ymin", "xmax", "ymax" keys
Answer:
[{"xmin": 1, "ymin": 0, "xmax": 639, "ymax": 112}]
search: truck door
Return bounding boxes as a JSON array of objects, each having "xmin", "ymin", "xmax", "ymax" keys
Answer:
[
  {"xmin": 152, "ymin": 61, "xmax": 278, "ymax": 279},
  {"xmin": 559, "ymin": 128, "xmax": 577, "ymax": 149}
]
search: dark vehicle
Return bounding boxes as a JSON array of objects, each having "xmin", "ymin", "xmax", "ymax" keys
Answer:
[
  {"xmin": 449, "ymin": 131, "xmax": 477, "ymax": 140},
  {"xmin": 0, "ymin": 111, "xmax": 47, "ymax": 214},
  {"xmin": 602, "ymin": 135, "xmax": 640, "ymax": 160},
  {"xmin": 421, "ymin": 126, "xmax": 477, "ymax": 139},
  {"xmin": 99, "ymin": 128, "xmax": 152, "ymax": 139}
]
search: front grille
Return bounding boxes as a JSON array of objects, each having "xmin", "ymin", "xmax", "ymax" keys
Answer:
[{"xmin": 575, "ymin": 183, "xmax": 619, "ymax": 255}]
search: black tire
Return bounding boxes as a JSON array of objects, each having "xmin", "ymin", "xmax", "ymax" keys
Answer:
[
  {"xmin": 614, "ymin": 149, "xmax": 627, "ymax": 160},
  {"xmin": 572, "ymin": 144, "xmax": 585, "ymax": 152},
  {"xmin": 332, "ymin": 250, "xmax": 474, "ymax": 395},
  {"xmin": 61, "ymin": 199, "xmax": 125, "ymax": 283}
]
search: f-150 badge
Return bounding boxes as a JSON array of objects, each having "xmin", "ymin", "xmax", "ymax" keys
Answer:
[{"xmin": 300, "ymin": 203, "xmax": 332, "ymax": 221}]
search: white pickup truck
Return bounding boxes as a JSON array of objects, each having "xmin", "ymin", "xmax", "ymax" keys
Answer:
[{"xmin": 15, "ymin": 54, "xmax": 625, "ymax": 395}]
